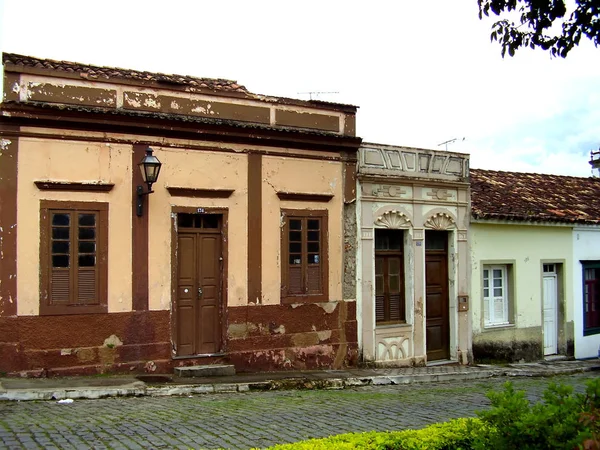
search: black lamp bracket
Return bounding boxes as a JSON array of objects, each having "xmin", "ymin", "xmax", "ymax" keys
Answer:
[{"xmin": 136, "ymin": 185, "xmax": 155, "ymax": 217}]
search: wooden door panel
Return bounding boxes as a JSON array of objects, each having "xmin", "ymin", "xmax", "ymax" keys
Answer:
[
  {"xmin": 425, "ymin": 249, "xmax": 449, "ymax": 361},
  {"xmin": 175, "ymin": 218, "xmax": 222, "ymax": 357},
  {"xmin": 426, "ymin": 324, "xmax": 443, "ymax": 350},
  {"xmin": 426, "ymin": 260, "xmax": 443, "ymax": 285},
  {"xmin": 177, "ymin": 234, "xmax": 196, "ymax": 356},
  {"xmin": 198, "ymin": 234, "xmax": 221, "ymax": 354},
  {"xmin": 200, "ymin": 236, "xmax": 218, "ymax": 279},
  {"xmin": 178, "ymin": 304, "xmax": 195, "ymax": 356},
  {"xmin": 543, "ymin": 274, "xmax": 558, "ymax": 355},
  {"xmin": 178, "ymin": 236, "xmax": 195, "ymax": 281},
  {"xmin": 426, "ymin": 292, "xmax": 443, "ymax": 317},
  {"xmin": 200, "ymin": 305, "xmax": 218, "ymax": 353}
]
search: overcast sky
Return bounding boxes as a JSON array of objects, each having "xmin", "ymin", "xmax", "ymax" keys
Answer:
[{"xmin": 1, "ymin": 0, "xmax": 598, "ymax": 176}]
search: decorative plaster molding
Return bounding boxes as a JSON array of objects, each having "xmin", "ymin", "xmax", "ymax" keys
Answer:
[
  {"xmin": 370, "ymin": 184, "xmax": 407, "ymax": 198},
  {"xmin": 377, "ymin": 336, "xmax": 410, "ymax": 361},
  {"xmin": 426, "ymin": 188, "xmax": 452, "ymax": 201},
  {"xmin": 424, "ymin": 212, "xmax": 456, "ymax": 230},
  {"xmin": 374, "ymin": 210, "xmax": 412, "ymax": 229}
]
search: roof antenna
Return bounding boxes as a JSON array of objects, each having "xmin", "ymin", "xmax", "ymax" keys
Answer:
[
  {"xmin": 437, "ymin": 137, "xmax": 465, "ymax": 151},
  {"xmin": 589, "ymin": 148, "xmax": 600, "ymax": 177},
  {"xmin": 297, "ymin": 91, "xmax": 339, "ymax": 100}
]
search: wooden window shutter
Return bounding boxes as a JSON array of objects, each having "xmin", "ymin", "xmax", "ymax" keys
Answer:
[
  {"xmin": 40, "ymin": 201, "xmax": 108, "ymax": 316},
  {"xmin": 374, "ymin": 230, "xmax": 405, "ymax": 324},
  {"xmin": 288, "ymin": 266, "xmax": 303, "ymax": 294},
  {"xmin": 375, "ymin": 256, "xmax": 385, "ymax": 322},
  {"xmin": 49, "ymin": 210, "xmax": 73, "ymax": 305},
  {"xmin": 51, "ymin": 270, "xmax": 70, "ymax": 304},
  {"xmin": 306, "ymin": 217, "xmax": 322, "ymax": 294},
  {"xmin": 281, "ymin": 210, "xmax": 328, "ymax": 303},
  {"xmin": 78, "ymin": 270, "xmax": 97, "ymax": 304},
  {"xmin": 76, "ymin": 212, "xmax": 98, "ymax": 305},
  {"xmin": 388, "ymin": 257, "xmax": 402, "ymax": 321}
]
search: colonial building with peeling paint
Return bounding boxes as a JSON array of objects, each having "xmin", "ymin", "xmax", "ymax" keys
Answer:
[
  {"xmin": 356, "ymin": 144, "xmax": 472, "ymax": 366},
  {"xmin": 0, "ymin": 53, "xmax": 361, "ymax": 376}
]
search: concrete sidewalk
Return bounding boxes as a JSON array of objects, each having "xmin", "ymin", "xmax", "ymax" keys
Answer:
[{"xmin": 1, "ymin": 358, "xmax": 598, "ymax": 401}]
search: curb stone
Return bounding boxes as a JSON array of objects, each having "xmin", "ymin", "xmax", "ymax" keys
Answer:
[{"xmin": 1, "ymin": 360, "xmax": 598, "ymax": 401}]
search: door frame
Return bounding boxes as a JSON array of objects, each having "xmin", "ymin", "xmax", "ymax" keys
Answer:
[
  {"xmin": 542, "ymin": 270, "xmax": 558, "ymax": 355},
  {"xmin": 424, "ymin": 230, "xmax": 450, "ymax": 361},
  {"xmin": 541, "ymin": 261, "xmax": 564, "ymax": 356},
  {"xmin": 171, "ymin": 206, "xmax": 228, "ymax": 358}
]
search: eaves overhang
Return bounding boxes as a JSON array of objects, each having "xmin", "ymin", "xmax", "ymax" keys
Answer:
[{"xmin": 0, "ymin": 101, "xmax": 362, "ymax": 153}]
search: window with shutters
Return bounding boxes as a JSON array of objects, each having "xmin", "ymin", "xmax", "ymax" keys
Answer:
[
  {"xmin": 281, "ymin": 209, "xmax": 328, "ymax": 303},
  {"xmin": 483, "ymin": 264, "xmax": 513, "ymax": 327},
  {"xmin": 375, "ymin": 229, "xmax": 405, "ymax": 324},
  {"xmin": 582, "ymin": 261, "xmax": 600, "ymax": 336},
  {"xmin": 40, "ymin": 201, "xmax": 108, "ymax": 315}
]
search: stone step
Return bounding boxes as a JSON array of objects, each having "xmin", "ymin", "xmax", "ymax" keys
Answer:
[{"xmin": 174, "ymin": 364, "xmax": 236, "ymax": 378}]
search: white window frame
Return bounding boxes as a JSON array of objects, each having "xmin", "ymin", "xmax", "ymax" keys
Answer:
[{"xmin": 483, "ymin": 264, "xmax": 510, "ymax": 327}]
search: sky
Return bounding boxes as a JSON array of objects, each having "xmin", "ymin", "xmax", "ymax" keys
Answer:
[{"xmin": 0, "ymin": 0, "xmax": 598, "ymax": 176}]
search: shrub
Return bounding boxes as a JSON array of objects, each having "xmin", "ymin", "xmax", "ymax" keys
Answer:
[
  {"xmin": 262, "ymin": 379, "xmax": 600, "ymax": 450},
  {"xmin": 472, "ymin": 378, "xmax": 600, "ymax": 450},
  {"xmin": 264, "ymin": 417, "xmax": 485, "ymax": 450}
]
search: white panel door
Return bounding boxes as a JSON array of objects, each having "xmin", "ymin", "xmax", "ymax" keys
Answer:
[{"xmin": 543, "ymin": 273, "xmax": 558, "ymax": 355}]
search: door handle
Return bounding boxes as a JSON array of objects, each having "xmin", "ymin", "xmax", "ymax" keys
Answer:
[{"xmin": 198, "ymin": 287, "xmax": 203, "ymax": 297}]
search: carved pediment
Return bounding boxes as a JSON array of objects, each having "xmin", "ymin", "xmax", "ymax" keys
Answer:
[
  {"xmin": 375, "ymin": 210, "xmax": 412, "ymax": 228},
  {"xmin": 424, "ymin": 212, "xmax": 455, "ymax": 230}
]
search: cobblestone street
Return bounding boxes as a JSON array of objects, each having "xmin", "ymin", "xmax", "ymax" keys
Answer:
[{"xmin": 0, "ymin": 372, "xmax": 598, "ymax": 450}]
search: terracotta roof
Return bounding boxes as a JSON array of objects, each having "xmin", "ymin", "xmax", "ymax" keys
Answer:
[
  {"xmin": 2, "ymin": 52, "xmax": 249, "ymax": 94},
  {"xmin": 470, "ymin": 168, "xmax": 600, "ymax": 225}
]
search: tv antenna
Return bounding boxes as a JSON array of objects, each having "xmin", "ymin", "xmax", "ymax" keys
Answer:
[
  {"xmin": 297, "ymin": 91, "xmax": 339, "ymax": 100},
  {"xmin": 589, "ymin": 147, "xmax": 600, "ymax": 177},
  {"xmin": 437, "ymin": 137, "xmax": 465, "ymax": 151}
]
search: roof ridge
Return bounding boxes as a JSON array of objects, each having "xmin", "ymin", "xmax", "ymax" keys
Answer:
[
  {"xmin": 2, "ymin": 52, "xmax": 248, "ymax": 93},
  {"xmin": 470, "ymin": 167, "xmax": 596, "ymax": 181}
]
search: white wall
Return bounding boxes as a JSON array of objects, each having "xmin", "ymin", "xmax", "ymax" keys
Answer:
[{"xmin": 573, "ymin": 227, "xmax": 600, "ymax": 359}]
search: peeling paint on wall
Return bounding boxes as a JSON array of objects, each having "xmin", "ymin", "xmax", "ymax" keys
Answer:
[
  {"xmin": 103, "ymin": 334, "xmax": 123, "ymax": 348},
  {"xmin": 317, "ymin": 302, "xmax": 338, "ymax": 314},
  {"xmin": 0, "ymin": 139, "xmax": 12, "ymax": 151}
]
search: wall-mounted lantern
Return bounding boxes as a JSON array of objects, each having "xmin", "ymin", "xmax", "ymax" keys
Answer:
[{"xmin": 136, "ymin": 147, "xmax": 162, "ymax": 217}]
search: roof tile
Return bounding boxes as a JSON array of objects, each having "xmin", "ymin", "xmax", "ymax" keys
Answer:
[
  {"xmin": 470, "ymin": 168, "xmax": 600, "ymax": 225},
  {"xmin": 2, "ymin": 52, "xmax": 249, "ymax": 94}
]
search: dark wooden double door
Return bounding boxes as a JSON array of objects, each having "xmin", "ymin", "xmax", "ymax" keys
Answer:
[
  {"xmin": 425, "ymin": 231, "xmax": 450, "ymax": 361},
  {"xmin": 176, "ymin": 214, "xmax": 222, "ymax": 356}
]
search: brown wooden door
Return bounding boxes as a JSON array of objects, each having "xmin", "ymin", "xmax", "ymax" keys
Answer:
[
  {"xmin": 176, "ymin": 215, "xmax": 222, "ymax": 356},
  {"xmin": 425, "ymin": 231, "xmax": 450, "ymax": 361}
]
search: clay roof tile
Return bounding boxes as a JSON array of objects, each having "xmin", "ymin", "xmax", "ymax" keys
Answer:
[
  {"xmin": 470, "ymin": 168, "xmax": 600, "ymax": 225},
  {"xmin": 2, "ymin": 52, "xmax": 249, "ymax": 94}
]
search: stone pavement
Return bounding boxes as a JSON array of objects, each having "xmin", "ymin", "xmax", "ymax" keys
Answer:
[
  {"xmin": 0, "ymin": 371, "xmax": 598, "ymax": 449},
  {"xmin": 0, "ymin": 358, "xmax": 598, "ymax": 401}
]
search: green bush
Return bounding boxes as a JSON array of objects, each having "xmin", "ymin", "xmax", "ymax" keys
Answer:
[
  {"xmin": 472, "ymin": 378, "xmax": 600, "ymax": 450},
  {"xmin": 264, "ymin": 417, "xmax": 485, "ymax": 450},
  {"xmin": 262, "ymin": 378, "xmax": 600, "ymax": 450}
]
